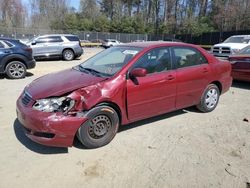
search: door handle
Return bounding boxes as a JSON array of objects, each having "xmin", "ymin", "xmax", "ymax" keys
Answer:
[
  {"xmin": 166, "ymin": 75, "xmax": 175, "ymax": 81},
  {"xmin": 4, "ymin": 50, "xmax": 11, "ymax": 53},
  {"xmin": 202, "ymin": 68, "xmax": 208, "ymax": 73}
]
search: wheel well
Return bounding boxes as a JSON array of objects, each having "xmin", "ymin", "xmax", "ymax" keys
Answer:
[
  {"xmin": 97, "ymin": 102, "xmax": 122, "ymax": 124},
  {"xmin": 63, "ymin": 48, "xmax": 74, "ymax": 54},
  {"xmin": 5, "ymin": 58, "xmax": 27, "ymax": 70},
  {"xmin": 211, "ymin": 81, "xmax": 222, "ymax": 94}
]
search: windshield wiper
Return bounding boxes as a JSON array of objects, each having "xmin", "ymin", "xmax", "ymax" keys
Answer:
[{"xmin": 79, "ymin": 66, "xmax": 110, "ymax": 77}]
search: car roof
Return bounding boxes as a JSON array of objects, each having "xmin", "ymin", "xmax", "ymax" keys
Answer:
[
  {"xmin": 36, "ymin": 34, "xmax": 78, "ymax": 37},
  {"xmin": 119, "ymin": 41, "xmax": 193, "ymax": 49},
  {"xmin": 230, "ymin": 35, "xmax": 250, "ymax": 38},
  {"xmin": 0, "ymin": 37, "xmax": 19, "ymax": 42}
]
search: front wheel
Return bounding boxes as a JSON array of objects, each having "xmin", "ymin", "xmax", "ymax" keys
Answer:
[
  {"xmin": 63, "ymin": 49, "xmax": 74, "ymax": 61},
  {"xmin": 77, "ymin": 106, "xmax": 119, "ymax": 148},
  {"xmin": 5, "ymin": 61, "xmax": 26, "ymax": 79},
  {"xmin": 196, "ymin": 84, "xmax": 220, "ymax": 112}
]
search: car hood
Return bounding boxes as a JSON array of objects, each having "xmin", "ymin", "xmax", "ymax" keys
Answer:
[
  {"xmin": 213, "ymin": 43, "xmax": 249, "ymax": 49},
  {"xmin": 26, "ymin": 68, "xmax": 107, "ymax": 99},
  {"xmin": 229, "ymin": 54, "xmax": 250, "ymax": 58}
]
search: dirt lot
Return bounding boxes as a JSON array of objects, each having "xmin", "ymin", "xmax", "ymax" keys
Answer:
[{"xmin": 0, "ymin": 48, "xmax": 249, "ymax": 188}]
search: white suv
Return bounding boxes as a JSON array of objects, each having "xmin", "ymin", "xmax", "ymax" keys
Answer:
[
  {"xmin": 102, "ymin": 39, "xmax": 121, "ymax": 48},
  {"xmin": 211, "ymin": 35, "xmax": 250, "ymax": 57}
]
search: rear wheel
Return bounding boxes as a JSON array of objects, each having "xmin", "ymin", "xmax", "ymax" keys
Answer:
[
  {"xmin": 77, "ymin": 106, "xmax": 119, "ymax": 148},
  {"xmin": 5, "ymin": 61, "xmax": 26, "ymax": 79},
  {"xmin": 197, "ymin": 84, "xmax": 220, "ymax": 112},
  {"xmin": 63, "ymin": 49, "xmax": 74, "ymax": 61}
]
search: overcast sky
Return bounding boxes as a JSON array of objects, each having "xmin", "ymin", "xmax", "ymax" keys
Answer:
[{"xmin": 22, "ymin": 0, "xmax": 80, "ymax": 11}]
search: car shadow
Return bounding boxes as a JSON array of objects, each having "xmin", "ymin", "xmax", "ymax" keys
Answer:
[
  {"xmin": 232, "ymin": 80, "xmax": 250, "ymax": 90},
  {"xmin": 118, "ymin": 109, "xmax": 186, "ymax": 132},
  {"xmin": 25, "ymin": 72, "xmax": 34, "ymax": 77},
  {"xmin": 14, "ymin": 109, "xmax": 190, "ymax": 151},
  {"xmin": 73, "ymin": 109, "xmax": 187, "ymax": 150},
  {"xmin": 0, "ymin": 72, "xmax": 34, "ymax": 79},
  {"xmin": 13, "ymin": 119, "xmax": 68, "ymax": 154}
]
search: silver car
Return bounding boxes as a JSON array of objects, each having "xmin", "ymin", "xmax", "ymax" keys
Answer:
[{"xmin": 27, "ymin": 34, "xmax": 83, "ymax": 61}]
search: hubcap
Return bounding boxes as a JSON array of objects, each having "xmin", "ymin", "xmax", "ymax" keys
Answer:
[
  {"xmin": 88, "ymin": 115, "xmax": 111, "ymax": 139},
  {"xmin": 64, "ymin": 51, "xmax": 73, "ymax": 60},
  {"xmin": 9, "ymin": 63, "xmax": 25, "ymax": 78},
  {"xmin": 205, "ymin": 88, "xmax": 218, "ymax": 109}
]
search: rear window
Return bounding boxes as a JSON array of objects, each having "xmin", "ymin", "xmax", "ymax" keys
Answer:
[
  {"xmin": 0, "ymin": 41, "xmax": 5, "ymax": 48},
  {"xmin": 4, "ymin": 41, "xmax": 14, "ymax": 47},
  {"xmin": 65, "ymin": 36, "xmax": 79, "ymax": 41}
]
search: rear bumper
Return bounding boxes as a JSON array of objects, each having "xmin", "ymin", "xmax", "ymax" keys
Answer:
[
  {"xmin": 221, "ymin": 76, "xmax": 233, "ymax": 94},
  {"xmin": 75, "ymin": 47, "xmax": 84, "ymax": 57},
  {"xmin": 16, "ymin": 96, "xmax": 88, "ymax": 147},
  {"xmin": 26, "ymin": 59, "xmax": 36, "ymax": 69}
]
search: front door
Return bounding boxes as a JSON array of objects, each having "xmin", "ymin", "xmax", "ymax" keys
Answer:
[{"xmin": 126, "ymin": 47, "xmax": 177, "ymax": 122}]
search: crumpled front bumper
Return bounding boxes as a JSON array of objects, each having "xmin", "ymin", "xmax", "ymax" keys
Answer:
[{"xmin": 16, "ymin": 96, "xmax": 88, "ymax": 147}]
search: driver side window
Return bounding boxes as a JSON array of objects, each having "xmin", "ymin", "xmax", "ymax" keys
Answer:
[{"xmin": 133, "ymin": 47, "xmax": 171, "ymax": 74}]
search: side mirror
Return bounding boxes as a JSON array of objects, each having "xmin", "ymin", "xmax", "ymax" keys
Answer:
[
  {"xmin": 31, "ymin": 41, "xmax": 36, "ymax": 45},
  {"xmin": 129, "ymin": 68, "xmax": 147, "ymax": 78}
]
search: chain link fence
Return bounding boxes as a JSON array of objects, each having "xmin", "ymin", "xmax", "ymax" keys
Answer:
[
  {"xmin": 2, "ymin": 26, "xmax": 248, "ymax": 45},
  {"xmin": 0, "ymin": 26, "xmax": 148, "ymax": 43}
]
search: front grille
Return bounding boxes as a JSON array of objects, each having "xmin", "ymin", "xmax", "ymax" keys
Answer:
[
  {"xmin": 21, "ymin": 91, "xmax": 33, "ymax": 106},
  {"xmin": 212, "ymin": 47, "xmax": 231, "ymax": 55}
]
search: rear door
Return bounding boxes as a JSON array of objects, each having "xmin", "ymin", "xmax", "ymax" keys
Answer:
[
  {"xmin": 44, "ymin": 36, "xmax": 64, "ymax": 55},
  {"xmin": 0, "ymin": 40, "xmax": 12, "ymax": 71},
  {"xmin": 0, "ymin": 40, "xmax": 7, "ymax": 58},
  {"xmin": 172, "ymin": 46, "xmax": 211, "ymax": 109},
  {"xmin": 126, "ymin": 47, "xmax": 177, "ymax": 121}
]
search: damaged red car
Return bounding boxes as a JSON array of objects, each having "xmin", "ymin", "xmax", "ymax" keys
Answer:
[
  {"xmin": 229, "ymin": 45, "xmax": 250, "ymax": 82},
  {"xmin": 16, "ymin": 42, "xmax": 232, "ymax": 148}
]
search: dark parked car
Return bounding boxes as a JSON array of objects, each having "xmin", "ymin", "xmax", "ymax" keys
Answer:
[
  {"xmin": 16, "ymin": 42, "xmax": 232, "ymax": 148},
  {"xmin": 229, "ymin": 45, "xmax": 250, "ymax": 82},
  {"xmin": 0, "ymin": 38, "xmax": 36, "ymax": 79},
  {"xmin": 27, "ymin": 34, "xmax": 83, "ymax": 61}
]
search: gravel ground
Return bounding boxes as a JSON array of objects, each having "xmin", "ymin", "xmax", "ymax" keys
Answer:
[{"xmin": 0, "ymin": 48, "xmax": 249, "ymax": 188}]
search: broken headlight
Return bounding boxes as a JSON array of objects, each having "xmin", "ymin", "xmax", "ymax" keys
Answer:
[{"xmin": 33, "ymin": 97, "xmax": 75, "ymax": 113}]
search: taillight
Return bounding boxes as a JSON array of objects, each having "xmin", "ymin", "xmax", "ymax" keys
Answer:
[{"xmin": 24, "ymin": 47, "xmax": 32, "ymax": 53}]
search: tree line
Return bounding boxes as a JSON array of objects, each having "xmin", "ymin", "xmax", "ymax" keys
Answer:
[{"xmin": 0, "ymin": 0, "xmax": 249, "ymax": 36}]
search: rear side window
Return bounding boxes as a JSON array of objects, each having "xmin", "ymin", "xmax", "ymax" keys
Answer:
[
  {"xmin": 65, "ymin": 36, "xmax": 79, "ymax": 41},
  {"xmin": 0, "ymin": 41, "xmax": 5, "ymax": 48},
  {"xmin": 4, "ymin": 41, "xmax": 14, "ymax": 47},
  {"xmin": 173, "ymin": 47, "xmax": 207, "ymax": 68}
]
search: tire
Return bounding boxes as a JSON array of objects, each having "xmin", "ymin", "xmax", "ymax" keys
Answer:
[
  {"xmin": 77, "ymin": 106, "xmax": 119, "ymax": 148},
  {"xmin": 5, "ymin": 61, "xmax": 26, "ymax": 79},
  {"xmin": 62, "ymin": 49, "xmax": 74, "ymax": 61},
  {"xmin": 196, "ymin": 84, "xmax": 220, "ymax": 112}
]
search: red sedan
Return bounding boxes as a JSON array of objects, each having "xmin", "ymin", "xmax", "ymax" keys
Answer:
[
  {"xmin": 16, "ymin": 42, "xmax": 232, "ymax": 148},
  {"xmin": 229, "ymin": 45, "xmax": 250, "ymax": 82}
]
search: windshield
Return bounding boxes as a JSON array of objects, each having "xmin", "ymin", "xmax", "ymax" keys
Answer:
[
  {"xmin": 239, "ymin": 45, "xmax": 250, "ymax": 54},
  {"xmin": 79, "ymin": 46, "xmax": 142, "ymax": 77},
  {"xmin": 224, "ymin": 36, "xmax": 250, "ymax": 43}
]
